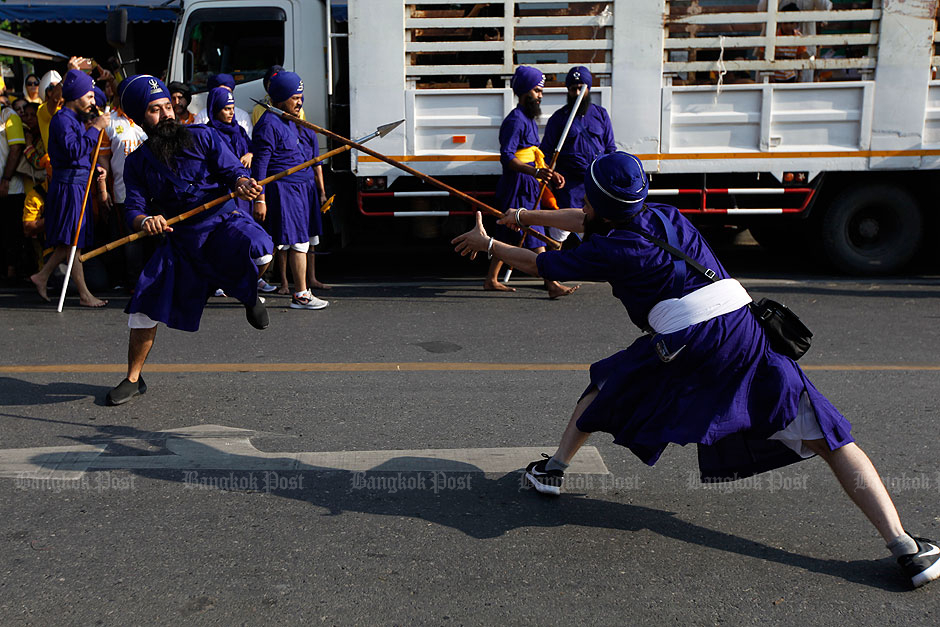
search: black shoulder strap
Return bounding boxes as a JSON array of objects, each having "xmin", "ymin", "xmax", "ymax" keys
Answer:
[{"xmin": 628, "ymin": 226, "xmax": 718, "ymax": 283}]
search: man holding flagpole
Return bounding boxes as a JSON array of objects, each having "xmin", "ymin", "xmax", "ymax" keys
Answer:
[
  {"xmin": 29, "ymin": 69, "xmax": 108, "ymax": 307},
  {"xmin": 105, "ymin": 74, "xmax": 273, "ymax": 406}
]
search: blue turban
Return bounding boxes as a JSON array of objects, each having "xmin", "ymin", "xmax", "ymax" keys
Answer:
[
  {"xmin": 208, "ymin": 73, "xmax": 236, "ymax": 91},
  {"xmin": 510, "ymin": 66, "xmax": 544, "ymax": 97},
  {"xmin": 566, "ymin": 66, "xmax": 592, "ymax": 88},
  {"xmin": 61, "ymin": 69, "xmax": 94, "ymax": 102},
  {"xmin": 92, "ymin": 86, "xmax": 107, "ymax": 110},
  {"xmin": 267, "ymin": 70, "xmax": 303, "ymax": 105},
  {"xmin": 585, "ymin": 152, "xmax": 649, "ymax": 221},
  {"xmin": 118, "ymin": 74, "xmax": 172, "ymax": 126},
  {"xmin": 207, "ymin": 86, "xmax": 235, "ymax": 119}
]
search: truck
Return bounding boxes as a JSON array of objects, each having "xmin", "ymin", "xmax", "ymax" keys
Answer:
[{"xmin": 110, "ymin": 0, "xmax": 940, "ymax": 274}]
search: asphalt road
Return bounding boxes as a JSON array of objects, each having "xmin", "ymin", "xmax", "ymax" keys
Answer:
[{"xmin": 0, "ymin": 241, "xmax": 938, "ymax": 626}]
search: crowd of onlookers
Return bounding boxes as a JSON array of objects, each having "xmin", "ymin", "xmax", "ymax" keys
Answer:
[{"xmin": 0, "ymin": 56, "xmax": 269, "ymax": 296}]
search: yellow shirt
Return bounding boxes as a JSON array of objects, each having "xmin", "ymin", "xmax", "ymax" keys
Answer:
[
  {"xmin": 37, "ymin": 100, "xmax": 61, "ymax": 154},
  {"xmin": 23, "ymin": 181, "xmax": 47, "ymax": 223}
]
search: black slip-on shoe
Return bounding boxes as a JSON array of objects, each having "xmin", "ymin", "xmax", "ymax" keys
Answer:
[
  {"xmin": 106, "ymin": 377, "xmax": 147, "ymax": 406},
  {"xmin": 899, "ymin": 537, "xmax": 940, "ymax": 588},
  {"xmin": 245, "ymin": 296, "xmax": 269, "ymax": 330}
]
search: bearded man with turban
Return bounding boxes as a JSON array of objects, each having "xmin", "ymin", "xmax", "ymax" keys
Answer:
[
  {"xmin": 29, "ymin": 69, "xmax": 109, "ymax": 307},
  {"xmin": 487, "ymin": 65, "xmax": 576, "ymax": 298},
  {"xmin": 452, "ymin": 151, "xmax": 940, "ymax": 590},
  {"xmin": 105, "ymin": 74, "xmax": 273, "ymax": 406},
  {"xmin": 539, "ymin": 66, "xmax": 616, "ymax": 232}
]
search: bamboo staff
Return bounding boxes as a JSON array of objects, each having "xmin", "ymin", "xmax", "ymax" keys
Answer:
[
  {"xmin": 79, "ymin": 120, "xmax": 403, "ymax": 263},
  {"xmin": 253, "ymin": 100, "xmax": 561, "ymax": 250},
  {"xmin": 504, "ymin": 84, "xmax": 588, "ymax": 283},
  {"xmin": 57, "ymin": 130, "xmax": 105, "ymax": 312}
]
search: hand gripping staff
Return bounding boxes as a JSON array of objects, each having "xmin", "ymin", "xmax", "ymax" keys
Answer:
[
  {"xmin": 79, "ymin": 119, "xmax": 404, "ymax": 263},
  {"xmin": 57, "ymin": 129, "xmax": 106, "ymax": 312},
  {"xmin": 252, "ymin": 99, "xmax": 561, "ymax": 251},
  {"xmin": 503, "ymin": 83, "xmax": 588, "ymax": 282}
]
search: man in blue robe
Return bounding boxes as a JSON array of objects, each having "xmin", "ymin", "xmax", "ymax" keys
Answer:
[
  {"xmin": 251, "ymin": 70, "xmax": 328, "ymax": 310},
  {"xmin": 540, "ymin": 66, "xmax": 616, "ymax": 215},
  {"xmin": 106, "ymin": 75, "xmax": 273, "ymax": 405},
  {"xmin": 29, "ymin": 69, "xmax": 109, "ymax": 307},
  {"xmin": 487, "ymin": 65, "xmax": 576, "ymax": 298},
  {"xmin": 452, "ymin": 151, "xmax": 939, "ymax": 589}
]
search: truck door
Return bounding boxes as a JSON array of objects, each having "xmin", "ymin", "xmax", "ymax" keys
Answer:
[{"xmin": 169, "ymin": 1, "xmax": 295, "ymax": 117}]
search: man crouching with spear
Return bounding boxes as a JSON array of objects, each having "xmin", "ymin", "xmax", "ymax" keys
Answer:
[{"xmin": 104, "ymin": 75, "xmax": 273, "ymax": 405}]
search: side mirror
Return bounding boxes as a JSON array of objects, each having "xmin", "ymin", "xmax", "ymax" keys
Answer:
[{"xmin": 106, "ymin": 10, "xmax": 128, "ymax": 48}]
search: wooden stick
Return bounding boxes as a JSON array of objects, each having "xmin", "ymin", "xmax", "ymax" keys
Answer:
[
  {"xmin": 269, "ymin": 108, "xmax": 561, "ymax": 250},
  {"xmin": 79, "ymin": 143, "xmax": 353, "ymax": 262},
  {"xmin": 57, "ymin": 130, "xmax": 105, "ymax": 312}
]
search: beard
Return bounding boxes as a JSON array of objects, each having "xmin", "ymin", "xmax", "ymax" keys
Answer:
[
  {"xmin": 79, "ymin": 106, "xmax": 100, "ymax": 125},
  {"xmin": 582, "ymin": 212, "xmax": 610, "ymax": 240},
  {"xmin": 146, "ymin": 118, "xmax": 193, "ymax": 167},
  {"xmin": 521, "ymin": 95, "xmax": 541, "ymax": 120},
  {"xmin": 566, "ymin": 91, "xmax": 591, "ymax": 116}
]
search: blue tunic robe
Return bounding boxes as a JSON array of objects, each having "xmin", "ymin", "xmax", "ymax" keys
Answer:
[
  {"xmin": 251, "ymin": 111, "xmax": 319, "ymax": 246},
  {"xmin": 540, "ymin": 103, "xmax": 616, "ymax": 209},
  {"xmin": 208, "ymin": 114, "xmax": 252, "ymax": 214},
  {"xmin": 123, "ymin": 125, "xmax": 273, "ymax": 332},
  {"xmin": 494, "ymin": 106, "xmax": 547, "ymax": 249},
  {"xmin": 45, "ymin": 107, "xmax": 100, "ymax": 248},
  {"xmin": 536, "ymin": 203, "xmax": 854, "ymax": 481}
]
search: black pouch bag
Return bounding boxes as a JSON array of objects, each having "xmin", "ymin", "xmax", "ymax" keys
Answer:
[{"xmin": 748, "ymin": 298, "xmax": 812, "ymax": 361}]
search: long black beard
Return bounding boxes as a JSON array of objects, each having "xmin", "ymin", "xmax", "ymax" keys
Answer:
[
  {"xmin": 146, "ymin": 118, "xmax": 193, "ymax": 167},
  {"xmin": 583, "ymin": 213, "xmax": 610, "ymax": 240},
  {"xmin": 79, "ymin": 106, "xmax": 100, "ymax": 124},
  {"xmin": 566, "ymin": 92, "xmax": 591, "ymax": 117},
  {"xmin": 521, "ymin": 96, "xmax": 541, "ymax": 120}
]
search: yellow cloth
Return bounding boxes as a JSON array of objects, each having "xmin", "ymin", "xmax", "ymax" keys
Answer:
[
  {"xmin": 23, "ymin": 182, "xmax": 46, "ymax": 223},
  {"xmin": 513, "ymin": 145, "xmax": 558, "ymax": 210},
  {"xmin": 37, "ymin": 101, "xmax": 61, "ymax": 153},
  {"xmin": 252, "ymin": 96, "xmax": 306, "ymax": 125}
]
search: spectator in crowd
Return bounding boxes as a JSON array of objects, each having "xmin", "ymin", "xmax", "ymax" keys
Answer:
[
  {"xmin": 22, "ymin": 178, "xmax": 48, "ymax": 273},
  {"xmin": 23, "ymin": 73, "xmax": 42, "ymax": 104},
  {"xmin": 0, "ymin": 99, "xmax": 26, "ymax": 281},
  {"xmin": 772, "ymin": 4, "xmax": 810, "ymax": 83},
  {"xmin": 98, "ymin": 76, "xmax": 149, "ymax": 289},
  {"xmin": 37, "ymin": 69, "xmax": 62, "ymax": 153},
  {"xmin": 167, "ymin": 82, "xmax": 194, "ymax": 124},
  {"xmin": 12, "ymin": 97, "xmax": 27, "ymax": 118},
  {"xmin": 194, "ymin": 73, "xmax": 252, "ymax": 137}
]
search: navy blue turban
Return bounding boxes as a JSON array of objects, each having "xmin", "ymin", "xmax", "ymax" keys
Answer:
[
  {"xmin": 92, "ymin": 86, "xmax": 107, "ymax": 110},
  {"xmin": 267, "ymin": 70, "xmax": 303, "ymax": 105},
  {"xmin": 566, "ymin": 66, "xmax": 592, "ymax": 88},
  {"xmin": 208, "ymin": 73, "xmax": 236, "ymax": 91},
  {"xmin": 118, "ymin": 74, "xmax": 172, "ymax": 127},
  {"xmin": 585, "ymin": 152, "xmax": 649, "ymax": 220},
  {"xmin": 511, "ymin": 66, "xmax": 544, "ymax": 97},
  {"xmin": 61, "ymin": 69, "xmax": 94, "ymax": 103}
]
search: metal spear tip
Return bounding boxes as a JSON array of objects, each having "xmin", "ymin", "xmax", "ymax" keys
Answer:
[
  {"xmin": 250, "ymin": 97, "xmax": 278, "ymax": 112},
  {"xmin": 376, "ymin": 119, "xmax": 405, "ymax": 138}
]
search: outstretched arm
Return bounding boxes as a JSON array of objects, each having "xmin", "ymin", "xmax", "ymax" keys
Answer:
[
  {"xmin": 499, "ymin": 207, "xmax": 586, "ymax": 233},
  {"xmin": 452, "ymin": 212, "xmax": 540, "ymax": 276}
]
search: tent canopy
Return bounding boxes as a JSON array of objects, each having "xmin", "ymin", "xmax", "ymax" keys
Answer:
[
  {"xmin": 0, "ymin": 28, "xmax": 67, "ymax": 60},
  {"xmin": 0, "ymin": 1, "xmax": 179, "ymax": 24}
]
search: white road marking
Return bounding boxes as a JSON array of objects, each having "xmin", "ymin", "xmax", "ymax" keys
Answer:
[{"xmin": 0, "ymin": 424, "xmax": 608, "ymax": 480}]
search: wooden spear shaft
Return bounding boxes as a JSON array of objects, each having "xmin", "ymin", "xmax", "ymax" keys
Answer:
[
  {"xmin": 269, "ymin": 108, "xmax": 561, "ymax": 250},
  {"xmin": 79, "ymin": 143, "xmax": 353, "ymax": 263}
]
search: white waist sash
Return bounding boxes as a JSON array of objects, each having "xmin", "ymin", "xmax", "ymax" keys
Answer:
[{"xmin": 647, "ymin": 278, "xmax": 752, "ymax": 335}]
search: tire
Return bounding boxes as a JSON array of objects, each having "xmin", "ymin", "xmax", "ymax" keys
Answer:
[{"xmin": 821, "ymin": 184, "xmax": 922, "ymax": 275}]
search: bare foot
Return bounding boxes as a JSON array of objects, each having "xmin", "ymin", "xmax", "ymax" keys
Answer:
[
  {"xmin": 309, "ymin": 281, "xmax": 331, "ymax": 290},
  {"xmin": 79, "ymin": 296, "xmax": 108, "ymax": 308},
  {"xmin": 484, "ymin": 280, "xmax": 516, "ymax": 292},
  {"xmin": 547, "ymin": 282, "xmax": 579, "ymax": 299},
  {"xmin": 30, "ymin": 273, "xmax": 50, "ymax": 302},
  {"xmin": 276, "ymin": 285, "xmax": 291, "ymax": 295}
]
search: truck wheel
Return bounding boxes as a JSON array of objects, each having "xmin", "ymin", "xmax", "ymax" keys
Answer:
[{"xmin": 821, "ymin": 184, "xmax": 922, "ymax": 275}]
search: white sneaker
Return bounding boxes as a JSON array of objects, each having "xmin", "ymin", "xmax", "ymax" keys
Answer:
[
  {"xmin": 290, "ymin": 290, "xmax": 329, "ymax": 310},
  {"xmin": 257, "ymin": 278, "xmax": 278, "ymax": 293}
]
